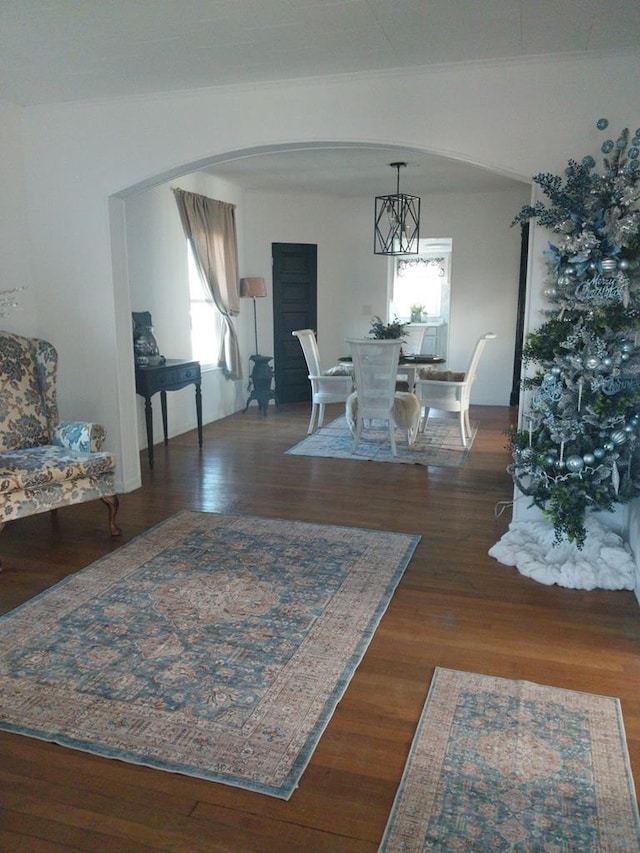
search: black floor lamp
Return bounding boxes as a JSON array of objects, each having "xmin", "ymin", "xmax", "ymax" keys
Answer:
[
  {"xmin": 239, "ymin": 276, "xmax": 277, "ymax": 415},
  {"xmin": 239, "ymin": 276, "xmax": 267, "ymax": 355}
]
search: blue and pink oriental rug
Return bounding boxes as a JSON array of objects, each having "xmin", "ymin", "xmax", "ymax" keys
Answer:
[
  {"xmin": 379, "ymin": 668, "xmax": 640, "ymax": 851},
  {"xmin": 286, "ymin": 415, "xmax": 477, "ymax": 467},
  {"xmin": 0, "ymin": 511, "xmax": 419, "ymax": 799}
]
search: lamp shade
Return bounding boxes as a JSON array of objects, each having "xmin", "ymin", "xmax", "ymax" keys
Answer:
[{"xmin": 239, "ymin": 277, "xmax": 267, "ymax": 298}]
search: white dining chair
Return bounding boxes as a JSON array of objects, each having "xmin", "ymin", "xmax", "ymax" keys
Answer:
[
  {"xmin": 292, "ymin": 329, "xmax": 353, "ymax": 433},
  {"xmin": 402, "ymin": 324, "xmax": 426, "ymax": 355},
  {"xmin": 414, "ymin": 332, "xmax": 496, "ymax": 446},
  {"xmin": 345, "ymin": 338, "xmax": 420, "ymax": 456}
]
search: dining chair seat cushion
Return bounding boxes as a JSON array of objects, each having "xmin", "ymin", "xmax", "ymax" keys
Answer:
[
  {"xmin": 345, "ymin": 391, "xmax": 420, "ymax": 435},
  {"xmin": 418, "ymin": 368, "xmax": 466, "ymax": 382},
  {"xmin": 324, "ymin": 364, "xmax": 353, "ymax": 376}
]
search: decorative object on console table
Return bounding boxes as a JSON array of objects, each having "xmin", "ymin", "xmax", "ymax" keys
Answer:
[
  {"xmin": 135, "ymin": 359, "xmax": 202, "ymax": 468},
  {"xmin": 132, "ymin": 311, "xmax": 165, "ymax": 367},
  {"xmin": 243, "ymin": 355, "xmax": 278, "ymax": 416}
]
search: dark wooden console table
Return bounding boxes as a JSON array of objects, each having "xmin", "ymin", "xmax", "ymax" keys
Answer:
[{"xmin": 135, "ymin": 359, "xmax": 202, "ymax": 469}]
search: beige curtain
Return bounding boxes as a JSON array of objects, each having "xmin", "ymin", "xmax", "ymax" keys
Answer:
[{"xmin": 173, "ymin": 188, "xmax": 242, "ymax": 380}]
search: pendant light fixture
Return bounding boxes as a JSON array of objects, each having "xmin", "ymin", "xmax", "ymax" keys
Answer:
[{"xmin": 374, "ymin": 162, "xmax": 420, "ymax": 255}]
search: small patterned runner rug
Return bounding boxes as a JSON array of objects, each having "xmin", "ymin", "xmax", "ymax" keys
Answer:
[
  {"xmin": 380, "ymin": 668, "xmax": 640, "ymax": 851},
  {"xmin": 286, "ymin": 415, "xmax": 477, "ymax": 467},
  {"xmin": 0, "ymin": 511, "xmax": 419, "ymax": 799}
]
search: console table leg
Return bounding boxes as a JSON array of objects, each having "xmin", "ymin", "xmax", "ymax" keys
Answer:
[
  {"xmin": 160, "ymin": 390, "xmax": 169, "ymax": 445},
  {"xmin": 144, "ymin": 397, "xmax": 154, "ymax": 469},
  {"xmin": 195, "ymin": 383, "xmax": 203, "ymax": 448}
]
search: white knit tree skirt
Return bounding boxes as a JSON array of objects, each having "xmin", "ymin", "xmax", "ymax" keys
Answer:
[{"xmin": 489, "ymin": 516, "xmax": 637, "ymax": 591}]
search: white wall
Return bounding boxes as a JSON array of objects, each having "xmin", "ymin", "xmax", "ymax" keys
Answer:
[
  {"xmin": 7, "ymin": 50, "xmax": 639, "ymax": 494},
  {"xmin": 0, "ymin": 100, "xmax": 36, "ymax": 333}
]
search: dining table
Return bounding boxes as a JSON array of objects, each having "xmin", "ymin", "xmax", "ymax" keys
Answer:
[{"xmin": 338, "ymin": 353, "xmax": 445, "ymax": 390}]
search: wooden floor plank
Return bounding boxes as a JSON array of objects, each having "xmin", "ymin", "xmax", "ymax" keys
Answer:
[{"xmin": 0, "ymin": 402, "xmax": 638, "ymax": 851}]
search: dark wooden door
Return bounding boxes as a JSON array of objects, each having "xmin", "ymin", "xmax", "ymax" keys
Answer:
[
  {"xmin": 510, "ymin": 223, "xmax": 529, "ymax": 406},
  {"xmin": 272, "ymin": 243, "xmax": 317, "ymax": 403}
]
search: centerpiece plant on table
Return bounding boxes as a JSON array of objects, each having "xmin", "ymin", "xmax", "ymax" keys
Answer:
[{"xmin": 369, "ymin": 316, "xmax": 406, "ymax": 340}]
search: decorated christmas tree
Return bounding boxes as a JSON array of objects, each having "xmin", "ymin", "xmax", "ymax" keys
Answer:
[{"xmin": 509, "ymin": 118, "xmax": 640, "ymax": 548}]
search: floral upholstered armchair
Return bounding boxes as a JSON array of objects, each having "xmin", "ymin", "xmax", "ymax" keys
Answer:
[{"xmin": 0, "ymin": 332, "xmax": 120, "ymax": 558}]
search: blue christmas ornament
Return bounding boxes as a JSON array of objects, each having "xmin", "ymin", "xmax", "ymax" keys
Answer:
[
  {"xmin": 596, "ymin": 118, "xmax": 609, "ymax": 130},
  {"xmin": 565, "ymin": 455, "xmax": 585, "ymax": 473},
  {"xmin": 603, "ymin": 441, "xmax": 615, "ymax": 452},
  {"xmin": 601, "ymin": 140, "xmax": 614, "ymax": 154},
  {"xmin": 593, "ymin": 447, "xmax": 606, "ymax": 459}
]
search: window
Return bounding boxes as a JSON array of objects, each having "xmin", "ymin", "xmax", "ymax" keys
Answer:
[
  {"xmin": 389, "ymin": 238, "xmax": 452, "ymax": 325},
  {"xmin": 188, "ymin": 244, "xmax": 223, "ymax": 366}
]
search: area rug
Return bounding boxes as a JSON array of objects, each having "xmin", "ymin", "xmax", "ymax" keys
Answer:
[
  {"xmin": 379, "ymin": 668, "xmax": 640, "ymax": 852},
  {"xmin": 286, "ymin": 415, "xmax": 478, "ymax": 467},
  {"xmin": 0, "ymin": 511, "xmax": 419, "ymax": 799}
]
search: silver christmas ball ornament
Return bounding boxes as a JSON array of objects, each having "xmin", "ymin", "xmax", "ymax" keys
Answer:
[
  {"xmin": 611, "ymin": 430, "xmax": 627, "ymax": 445},
  {"xmin": 601, "ymin": 357, "xmax": 613, "ymax": 370},
  {"xmin": 584, "ymin": 355, "xmax": 600, "ymax": 370},
  {"xmin": 543, "ymin": 286, "xmax": 559, "ymax": 301},
  {"xmin": 593, "ymin": 447, "xmax": 606, "ymax": 459},
  {"xmin": 544, "ymin": 454, "xmax": 556, "ymax": 466},
  {"xmin": 620, "ymin": 340, "xmax": 635, "ymax": 354},
  {"xmin": 565, "ymin": 455, "xmax": 585, "ymax": 473},
  {"xmin": 601, "ymin": 259, "xmax": 617, "ymax": 273},
  {"xmin": 550, "ymin": 366, "xmax": 562, "ymax": 376},
  {"xmin": 619, "ymin": 259, "xmax": 630, "ymax": 271},
  {"xmin": 603, "ymin": 441, "xmax": 615, "ymax": 452},
  {"xmin": 621, "ymin": 352, "xmax": 630, "ymax": 361},
  {"xmin": 582, "ymin": 453, "xmax": 595, "ymax": 465}
]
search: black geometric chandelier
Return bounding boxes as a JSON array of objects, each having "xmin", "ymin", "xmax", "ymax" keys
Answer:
[{"xmin": 374, "ymin": 162, "xmax": 421, "ymax": 255}]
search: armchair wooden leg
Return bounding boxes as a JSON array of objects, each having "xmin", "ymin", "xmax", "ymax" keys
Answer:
[{"xmin": 101, "ymin": 495, "xmax": 122, "ymax": 537}]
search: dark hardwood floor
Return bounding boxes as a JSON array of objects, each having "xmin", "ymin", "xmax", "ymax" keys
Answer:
[{"xmin": 1, "ymin": 403, "xmax": 638, "ymax": 851}]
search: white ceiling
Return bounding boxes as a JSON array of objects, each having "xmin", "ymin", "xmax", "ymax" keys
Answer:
[
  {"xmin": 2, "ymin": 1, "xmax": 638, "ymax": 196},
  {"xmin": 2, "ymin": 0, "xmax": 639, "ymax": 107}
]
